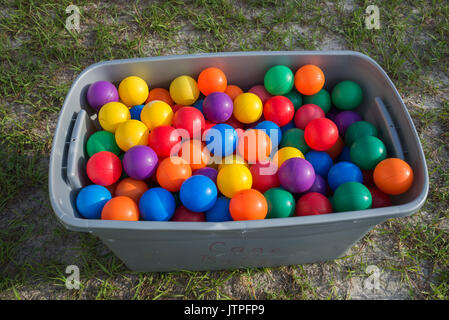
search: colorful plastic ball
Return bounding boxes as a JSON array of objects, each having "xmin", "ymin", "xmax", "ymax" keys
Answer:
[
  {"xmin": 331, "ymin": 80, "xmax": 363, "ymax": 110},
  {"xmin": 264, "ymin": 187, "xmax": 295, "ymax": 219},
  {"xmin": 327, "ymin": 161, "xmax": 363, "ymax": 191},
  {"xmin": 86, "ymin": 131, "xmax": 121, "ymax": 157},
  {"xmin": 373, "ymin": 158, "xmax": 414, "ymax": 195},
  {"xmin": 224, "ymin": 85, "xmax": 243, "ymax": 101},
  {"xmin": 122, "ymin": 145, "xmax": 158, "ymax": 180},
  {"xmin": 278, "ymin": 157, "xmax": 315, "ymax": 194},
  {"xmin": 115, "ymin": 119, "xmax": 149, "ymax": 152},
  {"xmin": 295, "ymin": 192, "xmax": 333, "ymax": 216},
  {"xmin": 263, "ymin": 96, "xmax": 295, "ymax": 127},
  {"xmin": 294, "ymin": 104, "xmax": 325, "ymax": 130},
  {"xmin": 362, "ymin": 169, "xmax": 375, "ymax": 188},
  {"xmin": 140, "ymin": 100, "xmax": 173, "ymax": 131},
  {"xmin": 202, "ymin": 92, "xmax": 233, "ymax": 123},
  {"xmin": 118, "ymin": 76, "xmax": 149, "ymax": 107},
  {"xmin": 145, "ymin": 87, "xmax": 174, "ymax": 106},
  {"xmin": 333, "ymin": 182, "xmax": 372, "ymax": 212},
  {"xmin": 169, "ymin": 75, "xmax": 200, "ymax": 105},
  {"xmin": 273, "ymin": 146, "xmax": 304, "ymax": 168},
  {"xmin": 250, "ymin": 161, "xmax": 280, "ymax": 193},
  {"xmin": 326, "ymin": 107, "xmax": 340, "ymax": 122},
  {"xmin": 369, "ymin": 187, "xmax": 392, "ymax": 208},
  {"xmin": 130, "ymin": 105, "xmax": 144, "ymax": 121},
  {"xmin": 284, "ymin": 89, "xmax": 303, "ymax": 111},
  {"xmin": 337, "ymin": 146, "xmax": 351, "ymax": 162},
  {"xmin": 148, "ymin": 125, "xmax": 181, "ymax": 158},
  {"xmin": 303, "ymin": 88, "xmax": 331, "ymax": 114},
  {"xmin": 171, "ymin": 206, "xmax": 206, "ymax": 222},
  {"xmin": 264, "ymin": 65, "xmax": 294, "ymax": 95},
  {"xmin": 225, "ymin": 114, "xmax": 245, "ymax": 130},
  {"xmin": 198, "ymin": 67, "xmax": 227, "ymax": 96},
  {"xmin": 86, "ymin": 81, "xmax": 119, "ymax": 111},
  {"xmin": 86, "ymin": 151, "xmax": 122, "ymax": 186},
  {"xmin": 280, "ymin": 128, "xmax": 310, "ymax": 154},
  {"xmin": 217, "ymin": 164, "xmax": 252, "ymax": 198},
  {"xmin": 101, "ymin": 196, "xmax": 140, "ymax": 221},
  {"xmin": 294, "ymin": 64, "xmax": 325, "ymax": 95},
  {"xmin": 139, "ymin": 187, "xmax": 176, "ymax": 221},
  {"xmin": 304, "ymin": 118, "xmax": 339, "ymax": 151},
  {"xmin": 115, "ymin": 178, "xmax": 149, "ymax": 204},
  {"xmin": 218, "ymin": 154, "xmax": 248, "ymax": 171},
  {"xmin": 204, "ymin": 121, "xmax": 216, "ymax": 134},
  {"xmin": 334, "ymin": 111, "xmax": 362, "ymax": 135},
  {"xmin": 105, "ymin": 181, "xmax": 118, "ymax": 196},
  {"xmin": 229, "ymin": 189, "xmax": 268, "ymax": 221},
  {"xmin": 193, "ymin": 167, "xmax": 218, "ymax": 184},
  {"xmin": 205, "ymin": 196, "xmax": 232, "ymax": 222},
  {"xmin": 204, "ymin": 123, "xmax": 238, "ymax": 157},
  {"xmin": 345, "ymin": 121, "xmax": 378, "ymax": 147},
  {"xmin": 326, "ymin": 136, "xmax": 344, "ymax": 160},
  {"xmin": 193, "ymin": 99, "xmax": 204, "ymax": 113},
  {"xmin": 178, "ymin": 140, "xmax": 209, "ymax": 170},
  {"xmin": 254, "ymin": 120, "xmax": 282, "ymax": 146},
  {"xmin": 237, "ymin": 129, "xmax": 272, "ymax": 163},
  {"xmin": 233, "ymin": 93, "xmax": 263, "ymax": 124},
  {"xmin": 248, "ymin": 84, "xmax": 273, "ymax": 104},
  {"xmin": 173, "ymin": 107, "xmax": 205, "ymax": 139},
  {"xmin": 172, "ymin": 104, "xmax": 186, "ymax": 113},
  {"xmin": 76, "ymin": 185, "xmax": 112, "ymax": 219},
  {"xmin": 308, "ymin": 174, "xmax": 329, "ymax": 195},
  {"xmin": 350, "ymin": 136, "xmax": 387, "ymax": 170},
  {"xmin": 305, "ymin": 151, "xmax": 333, "ymax": 177},
  {"xmin": 180, "ymin": 175, "xmax": 217, "ymax": 212},
  {"xmin": 98, "ymin": 102, "xmax": 131, "ymax": 133},
  {"xmin": 156, "ymin": 157, "xmax": 192, "ymax": 192}
]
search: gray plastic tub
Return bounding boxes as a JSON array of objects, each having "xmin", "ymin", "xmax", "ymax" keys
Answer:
[{"xmin": 49, "ymin": 51, "xmax": 428, "ymax": 272}]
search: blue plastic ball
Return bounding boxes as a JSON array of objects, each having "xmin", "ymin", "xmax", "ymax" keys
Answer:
[
  {"xmin": 254, "ymin": 120, "xmax": 282, "ymax": 146},
  {"xmin": 180, "ymin": 175, "xmax": 217, "ymax": 212},
  {"xmin": 129, "ymin": 105, "xmax": 144, "ymax": 121},
  {"xmin": 327, "ymin": 161, "xmax": 363, "ymax": 191},
  {"xmin": 193, "ymin": 99, "xmax": 204, "ymax": 113},
  {"xmin": 76, "ymin": 185, "xmax": 111, "ymax": 219},
  {"xmin": 205, "ymin": 123, "xmax": 238, "ymax": 157},
  {"xmin": 305, "ymin": 151, "xmax": 333, "ymax": 177},
  {"xmin": 205, "ymin": 196, "xmax": 232, "ymax": 222},
  {"xmin": 139, "ymin": 187, "xmax": 176, "ymax": 221},
  {"xmin": 337, "ymin": 146, "xmax": 351, "ymax": 162},
  {"xmin": 281, "ymin": 120, "xmax": 295, "ymax": 133}
]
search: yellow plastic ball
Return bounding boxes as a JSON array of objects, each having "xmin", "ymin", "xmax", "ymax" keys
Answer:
[
  {"xmin": 217, "ymin": 154, "xmax": 248, "ymax": 171},
  {"xmin": 233, "ymin": 92, "xmax": 263, "ymax": 124},
  {"xmin": 140, "ymin": 100, "xmax": 174, "ymax": 131},
  {"xmin": 118, "ymin": 76, "xmax": 149, "ymax": 107},
  {"xmin": 115, "ymin": 120, "xmax": 149, "ymax": 152},
  {"xmin": 217, "ymin": 164, "xmax": 252, "ymax": 198},
  {"xmin": 169, "ymin": 75, "xmax": 200, "ymax": 105},
  {"xmin": 98, "ymin": 102, "xmax": 131, "ymax": 133},
  {"xmin": 272, "ymin": 146, "xmax": 304, "ymax": 168}
]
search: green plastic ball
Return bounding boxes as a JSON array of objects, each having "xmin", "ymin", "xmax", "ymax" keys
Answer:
[
  {"xmin": 86, "ymin": 130, "xmax": 121, "ymax": 157},
  {"xmin": 284, "ymin": 90, "xmax": 303, "ymax": 111},
  {"xmin": 350, "ymin": 135, "xmax": 387, "ymax": 170},
  {"xmin": 303, "ymin": 88, "xmax": 332, "ymax": 113},
  {"xmin": 280, "ymin": 128, "xmax": 310, "ymax": 154},
  {"xmin": 333, "ymin": 182, "xmax": 372, "ymax": 212},
  {"xmin": 264, "ymin": 65, "xmax": 294, "ymax": 95},
  {"xmin": 345, "ymin": 121, "xmax": 378, "ymax": 146},
  {"xmin": 264, "ymin": 187, "xmax": 296, "ymax": 218},
  {"xmin": 331, "ymin": 81, "xmax": 363, "ymax": 110},
  {"xmin": 119, "ymin": 153, "xmax": 128, "ymax": 179}
]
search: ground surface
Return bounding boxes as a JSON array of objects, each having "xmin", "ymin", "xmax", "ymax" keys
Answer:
[{"xmin": 0, "ymin": 0, "xmax": 448, "ymax": 300}]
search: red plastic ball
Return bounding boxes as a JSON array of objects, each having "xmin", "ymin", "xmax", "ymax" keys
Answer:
[
  {"xmin": 171, "ymin": 104, "xmax": 186, "ymax": 113},
  {"xmin": 263, "ymin": 96, "xmax": 295, "ymax": 127},
  {"xmin": 172, "ymin": 106, "xmax": 205, "ymax": 139},
  {"xmin": 362, "ymin": 170, "xmax": 375, "ymax": 188},
  {"xmin": 148, "ymin": 125, "xmax": 182, "ymax": 158},
  {"xmin": 295, "ymin": 192, "xmax": 333, "ymax": 216},
  {"xmin": 249, "ymin": 161, "xmax": 280, "ymax": 193},
  {"xmin": 304, "ymin": 118, "xmax": 339, "ymax": 151},
  {"xmin": 225, "ymin": 114, "xmax": 245, "ymax": 130},
  {"xmin": 369, "ymin": 187, "xmax": 392, "ymax": 208},
  {"xmin": 171, "ymin": 205, "xmax": 206, "ymax": 221},
  {"xmin": 294, "ymin": 104, "xmax": 325, "ymax": 130},
  {"xmin": 86, "ymin": 151, "xmax": 122, "ymax": 186}
]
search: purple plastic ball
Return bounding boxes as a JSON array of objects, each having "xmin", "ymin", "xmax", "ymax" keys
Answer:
[
  {"xmin": 334, "ymin": 111, "xmax": 361, "ymax": 135},
  {"xmin": 86, "ymin": 81, "xmax": 119, "ymax": 111},
  {"xmin": 193, "ymin": 167, "xmax": 218, "ymax": 184},
  {"xmin": 278, "ymin": 158, "xmax": 315, "ymax": 193},
  {"xmin": 123, "ymin": 145, "xmax": 158, "ymax": 180},
  {"xmin": 326, "ymin": 107, "xmax": 340, "ymax": 122},
  {"xmin": 203, "ymin": 92, "xmax": 233, "ymax": 123},
  {"xmin": 308, "ymin": 174, "xmax": 328, "ymax": 195}
]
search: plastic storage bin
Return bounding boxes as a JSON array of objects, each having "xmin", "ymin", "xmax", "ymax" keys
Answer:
[{"xmin": 49, "ymin": 51, "xmax": 428, "ymax": 272}]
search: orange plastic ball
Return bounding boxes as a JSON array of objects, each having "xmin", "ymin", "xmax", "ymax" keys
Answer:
[
  {"xmin": 294, "ymin": 64, "xmax": 325, "ymax": 95},
  {"xmin": 197, "ymin": 67, "xmax": 227, "ymax": 96},
  {"xmin": 145, "ymin": 87, "xmax": 174, "ymax": 106},
  {"xmin": 101, "ymin": 196, "xmax": 139, "ymax": 221},
  {"xmin": 373, "ymin": 158, "xmax": 414, "ymax": 195},
  {"xmin": 156, "ymin": 157, "xmax": 192, "ymax": 192},
  {"xmin": 326, "ymin": 136, "xmax": 344, "ymax": 160},
  {"xmin": 230, "ymin": 189, "xmax": 268, "ymax": 221},
  {"xmin": 115, "ymin": 178, "xmax": 149, "ymax": 203},
  {"xmin": 237, "ymin": 129, "xmax": 272, "ymax": 164},
  {"xmin": 224, "ymin": 85, "xmax": 243, "ymax": 101},
  {"xmin": 178, "ymin": 139, "xmax": 210, "ymax": 170}
]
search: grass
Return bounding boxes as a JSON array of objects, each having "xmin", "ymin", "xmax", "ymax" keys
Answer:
[{"xmin": 0, "ymin": 0, "xmax": 448, "ymax": 300}]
